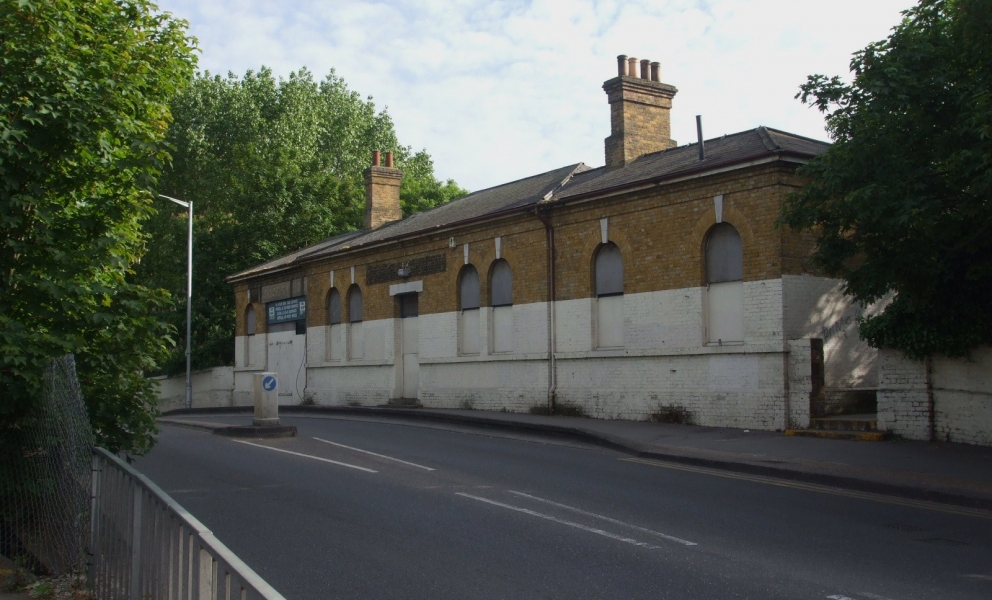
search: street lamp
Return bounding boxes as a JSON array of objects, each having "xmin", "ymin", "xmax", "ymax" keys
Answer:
[{"xmin": 158, "ymin": 194, "xmax": 193, "ymax": 409}]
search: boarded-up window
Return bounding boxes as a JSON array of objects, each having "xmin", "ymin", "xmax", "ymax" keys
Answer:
[
  {"xmin": 459, "ymin": 266, "xmax": 481, "ymax": 354},
  {"xmin": 490, "ymin": 260, "xmax": 513, "ymax": 352},
  {"xmin": 490, "ymin": 260, "xmax": 512, "ymax": 307},
  {"xmin": 246, "ymin": 305, "xmax": 256, "ymax": 336},
  {"xmin": 705, "ymin": 224, "xmax": 744, "ymax": 343},
  {"xmin": 460, "ymin": 266, "xmax": 480, "ymax": 309},
  {"xmin": 594, "ymin": 244, "xmax": 624, "ymax": 348},
  {"xmin": 349, "ymin": 286, "xmax": 363, "ymax": 323},
  {"xmin": 348, "ymin": 286, "xmax": 364, "ymax": 358},
  {"xmin": 328, "ymin": 290, "xmax": 342, "ymax": 325},
  {"xmin": 706, "ymin": 223, "xmax": 743, "ymax": 283},
  {"xmin": 595, "ymin": 243, "xmax": 624, "ymax": 297}
]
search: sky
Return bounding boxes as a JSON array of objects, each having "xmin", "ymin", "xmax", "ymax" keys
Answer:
[{"xmin": 155, "ymin": 0, "xmax": 917, "ymax": 192}]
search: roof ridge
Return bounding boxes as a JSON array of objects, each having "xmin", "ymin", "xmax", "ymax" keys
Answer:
[
  {"xmin": 761, "ymin": 126, "xmax": 830, "ymax": 146},
  {"xmin": 756, "ymin": 126, "xmax": 780, "ymax": 151}
]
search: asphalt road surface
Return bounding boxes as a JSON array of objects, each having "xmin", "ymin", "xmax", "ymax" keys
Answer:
[{"xmin": 135, "ymin": 416, "xmax": 992, "ymax": 600}]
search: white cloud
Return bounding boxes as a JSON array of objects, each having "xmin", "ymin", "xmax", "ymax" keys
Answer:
[{"xmin": 157, "ymin": 0, "xmax": 915, "ymax": 191}]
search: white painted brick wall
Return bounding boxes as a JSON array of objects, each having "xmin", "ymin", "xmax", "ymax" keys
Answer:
[
  {"xmin": 306, "ymin": 364, "xmax": 397, "ymax": 406},
  {"xmin": 877, "ymin": 349, "xmax": 930, "ymax": 440},
  {"xmin": 742, "ymin": 279, "xmax": 784, "ymax": 346},
  {"xmin": 418, "ymin": 359, "xmax": 549, "ymax": 412},
  {"xmin": 554, "ymin": 353, "xmax": 788, "ymax": 430},
  {"xmin": 782, "ymin": 275, "xmax": 884, "ymax": 390},
  {"xmin": 152, "ymin": 367, "xmax": 234, "ymax": 411},
  {"xmin": 787, "ymin": 339, "xmax": 813, "ymax": 429},
  {"xmin": 251, "ymin": 279, "xmax": 824, "ymax": 430},
  {"xmin": 419, "ymin": 312, "xmax": 458, "ymax": 360}
]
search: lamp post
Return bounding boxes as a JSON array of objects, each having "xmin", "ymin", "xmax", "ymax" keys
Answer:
[{"xmin": 158, "ymin": 195, "xmax": 193, "ymax": 409}]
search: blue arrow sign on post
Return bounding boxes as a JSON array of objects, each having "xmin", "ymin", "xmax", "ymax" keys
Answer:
[{"xmin": 262, "ymin": 375, "xmax": 277, "ymax": 392}]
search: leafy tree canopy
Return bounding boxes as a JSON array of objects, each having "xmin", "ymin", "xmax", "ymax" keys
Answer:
[
  {"xmin": 779, "ymin": 0, "xmax": 992, "ymax": 360},
  {"xmin": 0, "ymin": 0, "xmax": 197, "ymax": 454},
  {"xmin": 136, "ymin": 68, "xmax": 467, "ymax": 373}
]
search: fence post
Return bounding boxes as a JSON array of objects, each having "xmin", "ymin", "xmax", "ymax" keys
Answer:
[
  {"xmin": 198, "ymin": 547, "xmax": 215, "ymax": 599},
  {"xmin": 89, "ymin": 455, "xmax": 99, "ymax": 594},
  {"xmin": 130, "ymin": 486, "xmax": 143, "ymax": 599}
]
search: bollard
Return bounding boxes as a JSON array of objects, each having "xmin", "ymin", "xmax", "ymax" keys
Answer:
[{"xmin": 252, "ymin": 372, "xmax": 280, "ymax": 426}]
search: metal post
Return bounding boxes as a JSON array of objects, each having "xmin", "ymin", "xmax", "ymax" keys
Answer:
[
  {"xmin": 185, "ymin": 201, "xmax": 193, "ymax": 409},
  {"xmin": 158, "ymin": 195, "xmax": 194, "ymax": 409}
]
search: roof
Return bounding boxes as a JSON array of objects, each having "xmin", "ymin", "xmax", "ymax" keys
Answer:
[
  {"xmin": 228, "ymin": 126, "xmax": 828, "ymax": 282},
  {"xmin": 556, "ymin": 127, "xmax": 829, "ymax": 200}
]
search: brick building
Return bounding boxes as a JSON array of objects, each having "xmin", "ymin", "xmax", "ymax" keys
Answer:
[{"xmin": 226, "ymin": 55, "xmax": 881, "ymax": 432}]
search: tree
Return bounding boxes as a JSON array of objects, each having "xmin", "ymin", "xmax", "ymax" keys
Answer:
[
  {"xmin": 136, "ymin": 68, "xmax": 467, "ymax": 373},
  {"xmin": 0, "ymin": 0, "xmax": 197, "ymax": 454},
  {"xmin": 779, "ymin": 0, "xmax": 992, "ymax": 360}
]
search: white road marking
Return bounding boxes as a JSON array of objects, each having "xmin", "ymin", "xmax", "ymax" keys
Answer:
[
  {"xmin": 312, "ymin": 437, "xmax": 435, "ymax": 471},
  {"xmin": 827, "ymin": 596, "xmax": 855, "ymax": 600},
  {"xmin": 507, "ymin": 490, "xmax": 697, "ymax": 546},
  {"xmin": 860, "ymin": 592, "xmax": 901, "ymax": 600},
  {"xmin": 455, "ymin": 493, "xmax": 661, "ymax": 549},
  {"xmin": 233, "ymin": 440, "xmax": 377, "ymax": 473}
]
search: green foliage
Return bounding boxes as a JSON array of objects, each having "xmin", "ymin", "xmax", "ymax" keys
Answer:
[
  {"xmin": 0, "ymin": 0, "xmax": 197, "ymax": 453},
  {"xmin": 138, "ymin": 68, "xmax": 467, "ymax": 373},
  {"xmin": 779, "ymin": 0, "xmax": 992, "ymax": 360}
]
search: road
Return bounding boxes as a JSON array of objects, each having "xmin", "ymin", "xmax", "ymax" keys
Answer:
[{"xmin": 135, "ymin": 416, "xmax": 992, "ymax": 600}]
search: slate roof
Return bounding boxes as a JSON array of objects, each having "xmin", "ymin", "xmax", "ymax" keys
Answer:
[{"xmin": 228, "ymin": 126, "xmax": 828, "ymax": 282}]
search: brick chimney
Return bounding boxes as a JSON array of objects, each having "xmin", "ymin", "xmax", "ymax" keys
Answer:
[
  {"xmin": 363, "ymin": 150, "xmax": 403, "ymax": 229},
  {"xmin": 603, "ymin": 55, "xmax": 678, "ymax": 170}
]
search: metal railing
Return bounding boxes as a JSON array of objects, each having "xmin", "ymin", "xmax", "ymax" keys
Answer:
[{"xmin": 90, "ymin": 447, "xmax": 287, "ymax": 600}]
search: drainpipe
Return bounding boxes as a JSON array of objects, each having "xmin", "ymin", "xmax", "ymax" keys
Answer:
[{"xmin": 534, "ymin": 208, "xmax": 557, "ymax": 413}]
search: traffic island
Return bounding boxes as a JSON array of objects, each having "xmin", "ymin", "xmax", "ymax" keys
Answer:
[{"xmin": 213, "ymin": 372, "xmax": 297, "ymax": 439}]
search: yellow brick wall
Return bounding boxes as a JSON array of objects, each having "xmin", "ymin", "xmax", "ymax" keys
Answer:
[{"xmin": 235, "ymin": 162, "xmax": 810, "ymax": 330}]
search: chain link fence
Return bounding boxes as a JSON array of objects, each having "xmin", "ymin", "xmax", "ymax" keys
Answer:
[{"xmin": 0, "ymin": 355, "xmax": 94, "ymax": 575}]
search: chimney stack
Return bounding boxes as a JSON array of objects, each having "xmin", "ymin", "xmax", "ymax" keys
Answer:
[
  {"xmin": 363, "ymin": 150, "xmax": 403, "ymax": 229},
  {"xmin": 603, "ymin": 54, "xmax": 678, "ymax": 170}
]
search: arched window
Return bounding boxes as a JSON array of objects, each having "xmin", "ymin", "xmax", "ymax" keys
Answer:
[
  {"xmin": 348, "ymin": 285, "xmax": 364, "ymax": 358},
  {"xmin": 490, "ymin": 260, "xmax": 513, "ymax": 353},
  {"xmin": 705, "ymin": 223, "xmax": 744, "ymax": 343},
  {"xmin": 459, "ymin": 266, "xmax": 481, "ymax": 354},
  {"xmin": 246, "ymin": 304, "xmax": 256, "ymax": 336},
  {"xmin": 594, "ymin": 243, "xmax": 624, "ymax": 348},
  {"xmin": 326, "ymin": 289, "xmax": 342, "ymax": 360}
]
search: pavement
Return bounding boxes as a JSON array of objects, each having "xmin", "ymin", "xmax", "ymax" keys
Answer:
[{"xmin": 160, "ymin": 405, "xmax": 992, "ymax": 511}]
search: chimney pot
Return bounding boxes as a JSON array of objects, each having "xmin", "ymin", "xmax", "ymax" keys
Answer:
[
  {"xmin": 372, "ymin": 150, "xmax": 380, "ymax": 166},
  {"xmin": 627, "ymin": 57, "xmax": 638, "ymax": 77},
  {"xmin": 640, "ymin": 59, "xmax": 650, "ymax": 79},
  {"xmin": 650, "ymin": 61, "xmax": 660, "ymax": 82},
  {"xmin": 385, "ymin": 151, "xmax": 394, "ymax": 168},
  {"xmin": 617, "ymin": 55, "xmax": 628, "ymax": 77}
]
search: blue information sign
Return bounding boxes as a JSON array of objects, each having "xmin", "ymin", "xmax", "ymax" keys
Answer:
[
  {"xmin": 266, "ymin": 296, "xmax": 306, "ymax": 324},
  {"xmin": 262, "ymin": 375, "xmax": 277, "ymax": 391}
]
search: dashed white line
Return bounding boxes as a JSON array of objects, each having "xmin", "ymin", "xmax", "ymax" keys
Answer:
[
  {"xmin": 233, "ymin": 440, "xmax": 377, "ymax": 473},
  {"xmin": 455, "ymin": 492, "xmax": 661, "ymax": 549},
  {"xmin": 826, "ymin": 595, "xmax": 855, "ymax": 600},
  {"xmin": 312, "ymin": 437, "xmax": 435, "ymax": 471},
  {"xmin": 507, "ymin": 490, "xmax": 697, "ymax": 546}
]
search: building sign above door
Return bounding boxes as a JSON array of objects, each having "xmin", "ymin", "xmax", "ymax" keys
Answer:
[{"xmin": 267, "ymin": 296, "xmax": 306, "ymax": 324}]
